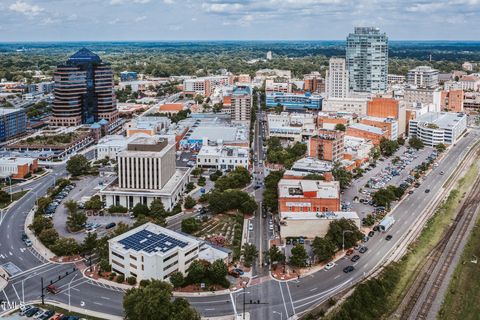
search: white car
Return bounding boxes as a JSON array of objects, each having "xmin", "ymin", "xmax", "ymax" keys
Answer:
[
  {"xmin": 248, "ymin": 224, "xmax": 253, "ymax": 231},
  {"xmin": 325, "ymin": 262, "xmax": 336, "ymax": 270},
  {"xmin": 269, "ymin": 224, "xmax": 273, "ymax": 231}
]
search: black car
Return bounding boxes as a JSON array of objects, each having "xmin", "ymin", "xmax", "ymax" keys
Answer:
[
  {"xmin": 368, "ymin": 231, "xmax": 375, "ymax": 237},
  {"xmin": 21, "ymin": 233, "xmax": 28, "ymax": 241},
  {"xmin": 373, "ymin": 225, "xmax": 379, "ymax": 232},
  {"xmin": 105, "ymin": 222, "xmax": 116, "ymax": 229},
  {"xmin": 25, "ymin": 307, "xmax": 39, "ymax": 317},
  {"xmin": 343, "ymin": 266, "xmax": 355, "ymax": 273},
  {"xmin": 385, "ymin": 235, "xmax": 393, "ymax": 241},
  {"xmin": 351, "ymin": 255, "xmax": 360, "ymax": 262},
  {"xmin": 425, "ymin": 189, "xmax": 430, "ymax": 193},
  {"xmin": 39, "ymin": 310, "xmax": 55, "ymax": 320},
  {"xmin": 359, "ymin": 246, "xmax": 368, "ymax": 254}
]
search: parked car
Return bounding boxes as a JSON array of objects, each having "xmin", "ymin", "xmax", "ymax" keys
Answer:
[
  {"xmin": 324, "ymin": 262, "xmax": 336, "ymax": 270},
  {"xmin": 20, "ymin": 305, "xmax": 33, "ymax": 315},
  {"xmin": 26, "ymin": 308, "xmax": 41, "ymax": 318},
  {"xmin": 345, "ymin": 249, "xmax": 354, "ymax": 256},
  {"xmin": 359, "ymin": 246, "xmax": 368, "ymax": 254},
  {"xmin": 105, "ymin": 222, "xmax": 116, "ymax": 229},
  {"xmin": 343, "ymin": 266, "xmax": 355, "ymax": 273},
  {"xmin": 368, "ymin": 231, "xmax": 375, "ymax": 237},
  {"xmin": 51, "ymin": 314, "xmax": 64, "ymax": 320},
  {"xmin": 24, "ymin": 239, "xmax": 33, "ymax": 247},
  {"xmin": 228, "ymin": 270, "xmax": 240, "ymax": 278},
  {"xmin": 351, "ymin": 255, "xmax": 360, "ymax": 262},
  {"xmin": 385, "ymin": 235, "xmax": 393, "ymax": 241},
  {"xmin": 248, "ymin": 223, "xmax": 253, "ymax": 231},
  {"xmin": 36, "ymin": 310, "xmax": 55, "ymax": 320},
  {"xmin": 21, "ymin": 233, "xmax": 28, "ymax": 241},
  {"xmin": 425, "ymin": 189, "xmax": 430, "ymax": 193},
  {"xmin": 233, "ymin": 268, "xmax": 244, "ymax": 275}
]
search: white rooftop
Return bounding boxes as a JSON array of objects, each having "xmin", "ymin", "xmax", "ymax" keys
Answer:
[
  {"xmin": 291, "ymin": 157, "xmax": 334, "ymax": 173},
  {"xmin": 282, "ymin": 211, "xmax": 360, "ymax": 221},
  {"xmin": 349, "ymin": 123, "xmax": 384, "ymax": 135},
  {"xmin": 278, "ymin": 179, "xmax": 340, "ymax": 199},
  {"xmin": 413, "ymin": 112, "xmax": 466, "ymax": 129}
]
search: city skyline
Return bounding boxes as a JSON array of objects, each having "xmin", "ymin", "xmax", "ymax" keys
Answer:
[{"xmin": 2, "ymin": 0, "xmax": 480, "ymax": 42}]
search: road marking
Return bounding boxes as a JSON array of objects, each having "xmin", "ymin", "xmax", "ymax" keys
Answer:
[
  {"xmin": 229, "ymin": 292, "xmax": 237, "ymax": 316},
  {"xmin": 310, "ymin": 288, "xmax": 318, "ymax": 292},
  {"xmin": 334, "ymin": 275, "xmax": 340, "ymax": 279},
  {"xmin": 278, "ymin": 282, "xmax": 289, "ymax": 317},
  {"xmin": 93, "ymin": 302, "xmax": 103, "ymax": 306},
  {"xmin": 205, "ymin": 308, "xmax": 215, "ymax": 311},
  {"xmin": 100, "ymin": 296, "xmax": 110, "ymax": 300},
  {"xmin": 285, "ymin": 282, "xmax": 295, "ymax": 315},
  {"xmin": 353, "ymin": 262, "xmax": 358, "ymax": 266}
]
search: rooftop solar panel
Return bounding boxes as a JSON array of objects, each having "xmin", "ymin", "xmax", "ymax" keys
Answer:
[{"xmin": 118, "ymin": 229, "xmax": 189, "ymax": 254}]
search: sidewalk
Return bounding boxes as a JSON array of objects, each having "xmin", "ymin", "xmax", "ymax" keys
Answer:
[{"xmin": 24, "ymin": 208, "xmax": 56, "ymax": 261}]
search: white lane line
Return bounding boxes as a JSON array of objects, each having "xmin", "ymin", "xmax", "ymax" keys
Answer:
[
  {"xmin": 334, "ymin": 275, "xmax": 341, "ymax": 280},
  {"xmin": 286, "ymin": 282, "xmax": 295, "ymax": 315},
  {"xmin": 12, "ymin": 283, "xmax": 21, "ymax": 301},
  {"xmin": 205, "ymin": 308, "xmax": 216, "ymax": 311},
  {"xmin": 278, "ymin": 282, "xmax": 289, "ymax": 317},
  {"xmin": 229, "ymin": 292, "xmax": 237, "ymax": 316},
  {"xmin": 101, "ymin": 296, "xmax": 110, "ymax": 300},
  {"xmin": 310, "ymin": 288, "xmax": 318, "ymax": 292},
  {"xmin": 93, "ymin": 302, "xmax": 103, "ymax": 306},
  {"xmin": 2, "ymin": 290, "xmax": 10, "ymax": 305}
]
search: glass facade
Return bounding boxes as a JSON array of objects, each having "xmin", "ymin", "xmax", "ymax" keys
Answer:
[{"xmin": 346, "ymin": 27, "xmax": 388, "ymax": 94}]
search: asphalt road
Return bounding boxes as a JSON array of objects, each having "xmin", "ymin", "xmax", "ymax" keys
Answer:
[{"xmin": 0, "ymin": 128, "xmax": 478, "ymax": 320}]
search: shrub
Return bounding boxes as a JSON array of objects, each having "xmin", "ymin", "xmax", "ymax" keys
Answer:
[
  {"xmin": 126, "ymin": 276, "xmax": 137, "ymax": 285},
  {"xmin": 139, "ymin": 279, "xmax": 151, "ymax": 287},
  {"xmin": 116, "ymin": 274, "xmax": 125, "ymax": 283}
]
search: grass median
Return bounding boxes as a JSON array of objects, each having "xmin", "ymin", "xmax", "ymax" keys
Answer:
[
  {"xmin": 0, "ymin": 190, "xmax": 29, "ymax": 209},
  {"xmin": 320, "ymin": 162, "xmax": 479, "ymax": 320},
  {"xmin": 438, "ymin": 212, "xmax": 480, "ymax": 320}
]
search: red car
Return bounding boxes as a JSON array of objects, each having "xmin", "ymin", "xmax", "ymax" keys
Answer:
[{"xmin": 46, "ymin": 284, "xmax": 61, "ymax": 294}]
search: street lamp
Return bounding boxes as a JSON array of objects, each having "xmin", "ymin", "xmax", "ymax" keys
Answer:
[
  {"xmin": 342, "ymin": 230, "xmax": 354, "ymax": 253},
  {"xmin": 5, "ymin": 177, "xmax": 12, "ymax": 203},
  {"xmin": 273, "ymin": 311, "xmax": 283, "ymax": 320}
]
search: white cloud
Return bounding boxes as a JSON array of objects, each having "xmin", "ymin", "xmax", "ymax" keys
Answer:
[
  {"xmin": 135, "ymin": 15, "xmax": 147, "ymax": 22},
  {"xmin": 110, "ymin": 0, "xmax": 151, "ymax": 4},
  {"xmin": 406, "ymin": 2, "xmax": 446, "ymax": 12},
  {"xmin": 9, "ymin": 1, "xmax": 43, "ymax": 17},
  {"xmin": 164, "ymin": 0, "xmax": 175, "ymax": 4}
]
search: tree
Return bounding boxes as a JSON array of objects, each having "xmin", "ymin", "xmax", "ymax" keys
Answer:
[
  {"xmin": 363, "ymin": 214, "xmax": 376, "ymax": 226},
  {"xmin": 197, "ymin": 176, "xmax": 206, "ymax": 187},
  {"xmin": 67, "ymin": 212, "xmax": 87, "ymax": 232},
  {"xmin": 268, "ymin": 245, "xmax": 286, "ymax": 264},
  {"xmin": 30, "ymin": 215, "xmax": 53, "ymax": 235},
  {"xmin": 397, "ymin": 136, "xmax": 405, "ymax": 145},
  {"xmin": 409, "ymin": 137, "xmax": 424, "ymax": 150},
  {"xmin": 435, "ymin": 143, "xmax": 446, "ymax": 153},
  {"xmin": 191, "ymin": 167, "xmax": 203, "ymax": 177},
  {"xmin": 133, "ymin": 203, "xmax": 150, "ymax": 217},
  {"xmin": 186, "ymin": 260, "xmax": 206, "ymax": 285},
  {"xmin": 379, "ymin": 137, "xmax": 399, "ymax": 157},
  {"xmin": 81, "ymin": 232, "xmax": 98, "ymax": 254},
  {"xmin": 290, "ymin": 244, "xmax": 309, "ymax": 267},
  {"xmin": 326, "ymin": 219, "xmax": 364, "ymax": 250},
  {"xmin": 38, "ymin": 228, "xmax": 59, "ymax": 246},
  {"xmin": 85, "ymin": 195, "xmax": 102, "ymax": 211},
  {"xmin": 36, "ymin": 196, "xmax": 52, "ymax": 214},
  {"xmin": 209, "ymin": 259, "xmax": 228, "ymax": 284},
  {"xmin": 181, "ymin": 217, "xmax": 200, "ymax": 234},
  {"xmin": 50, "ymin": 237, "xmax": 80, "ymax": 256},
  {"xmin": 334, "ymin": 123, "xmax": 346, "ymax": 132},
  {"xmin": 263, "ymin": 170, "xmax": 284, "ymax": 213},
  {"xmin": 312, "ymin": 237, "xmax": 336, "ymax": 263},
  {"xmin": 184, "ymin": 196, "xmax": 196, "ymax": 209},
  {"xmin": 242, "ymin": 243, "xmax": 258, "ymax": 267},
  {"xmin": 303, "ymin": 173, "xmax": 325, "ymax": 180},
  {"xmin": 149, "ymin": 199, "xmax": 166, "ymax": 218},
  {"xmin": 194, "ymin": 94, "xmax": 204, "ymax": 105},
  {"xmin": 66, "ymin": 154, "xmax": 90, "ymax": 176},
  {"xmin": 64, "ymin": 199, "xmax": 78, "ymax": 215},
  {"xmin": 169, "ymin": 271, "xmax": 185, "ymax": 288},
  {"xmin": 332, "ymin": 167, "xmax": 353, "ymax": 190},
  {"xmin": 185, "ymin": 182, "xmax": 195, "ymax": 193},
  {"xmin": 214, "ymin": 167, "xmax": 251, "ymax": 191}
]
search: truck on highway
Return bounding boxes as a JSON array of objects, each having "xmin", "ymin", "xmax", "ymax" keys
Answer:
[{"xmin": 379, "ymin": 216, "xmax": 395, "ymax": 232}]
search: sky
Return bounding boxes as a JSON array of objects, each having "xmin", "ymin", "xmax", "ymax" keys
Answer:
[{"xmin": 1, "ymin": 0, "xmax": 479, "ymax": 42}]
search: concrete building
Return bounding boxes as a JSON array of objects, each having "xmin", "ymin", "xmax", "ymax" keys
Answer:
[
  {"xmin": 266, "ymin": 92, "xmax": 322, "ymax": 111},
  {"xmin": 265, "ymin": 79, "xmax": 291, "ymax": 94},
  {"xmin": 108, "ymin": 222, "xmax": 199, "ymax": 281},
  {"xmin": 346, "ymin": 123, "xmax": 387, "ymax": 145},
  {"xmin": 0, "ymin": 157, "xmax": 38, "ymax": 179},
  {"xmin": 308, "ymin": 129, "xmax": 345, "ymax": 162},
  {"xmin": 120, "ymin": 71, "xmax": 138, "ymax": 82},
  {"xmin": 346, "ymin": 27, "xmax": 388, "ymax": 93},
  {"xmin": 387, "ymin": 74, "xmax": 406, "ymax": 84},
  {"xmin": 344, "ymin": 136, "xmax": 374, "ymax": 165},
  {"xmin": 0, "ymin": 108, "xmax": 27, "ymax": 141},
  {"xmin": 303, "ymin": 72, "xmax": 325, "ymax": 94},
  {"xmin": 101, "ymin": 136, "xmax": 190, "ymax": 210},
  {"xmin": 407, "ymin": 66, "xmax": 439, "ymax": 89},
  {"xmin": 289, "ymin": 157, "xmax": 335, "ymax": 175},
  {"xmin": 280, "ymin": 211, "xmax": 361, "ymax": 239},
  {"xmin": 367, "ymin": 97, "xmax": 406, "ymax": 136},
  {"xmin": 459, "ymin": 75, "xmax": 480, "ymax": 91},
  {"xmin": 125, "ymin": 116, "xmax": 172, "ymax": 137},
  {"xmin": 321, "ymin": 97, "xmax": 368, "ymax": 114},
  {"xmin": 196, "ymin": 145, "xmax": 249, "ymax": 171},
  {"xmin": 440, "ymin": 90, "xmax": 464, "ymax": 112},
  {"xmin": 464, "ymin": 92, "xmax": 480, "ymax": 111},
  {"xmin": 462, "ymin": 62, "xmax": 474, "ymax": 72},
  {"xmin": 326, "ymin": 58, "xmax": 349, "ymax": 99},
  {"xmin": 278, "ymin": 179, "xmax": 341, "ymax": 215},
  {"xmin": 408, "ymin": 112, "xmax": 467, "ymax": 147},
  {"xmin": 230, "ymin": 86, "xmax": 252, "ymax": 124},
  {"xmin": 96, "ymin": 133, "xmax": 154, "ymax": 160},
  {"xmin": 184, "ymin": 76, "xmax": 232, "ymax": 96},
  {"xmin": 266, "ymin": 112, "xmax": 316, "ymax": 142},
  {"xmin": 403, "ymin": 87, "xmax": 439, "ymax": 105}
]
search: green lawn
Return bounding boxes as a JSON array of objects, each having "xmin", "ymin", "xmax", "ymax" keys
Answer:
[
  {"xmin": 0, "ymin": 190, "xmax": 28, "ymax": 209},
  {"xmin": 438, "ymin": 213, "xmax": 480, "ymax": 320}
]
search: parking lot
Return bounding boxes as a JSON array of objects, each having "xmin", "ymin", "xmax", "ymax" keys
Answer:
[{"xmin": 343, "ymin": 145, "xmax": 437, "ymax": 220}]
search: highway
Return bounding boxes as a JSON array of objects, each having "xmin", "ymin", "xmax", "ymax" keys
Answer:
[{"xmin": 0, "ymin": 126, "xmax": 478, "ymax": 320}]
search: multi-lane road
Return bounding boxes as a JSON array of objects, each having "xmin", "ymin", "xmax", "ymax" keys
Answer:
[{"xmin": 0, "ymin": 122, "xmax": 478, "ymax": 319}]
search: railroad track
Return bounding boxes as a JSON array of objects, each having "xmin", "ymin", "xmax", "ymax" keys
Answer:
[{"xmin": 399, "ymin": 168, "xmax": 480, "ymax": 320}]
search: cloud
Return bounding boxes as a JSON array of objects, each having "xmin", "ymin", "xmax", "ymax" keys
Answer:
[
  {"xmin": 9, "ymin": 1, "xmax": 43, "ymax": 17},
  {"xmin": 135, "ymin": 15, "xmax": 147, "ymax": 22},
  {"xmin": 406, "ymin": 2, "xmax": 447, "ymax": 12},
  {"xmin": 110, "ymin": 0, "xmax": 151, "ymax": 4},
  {"xmin": 164, "ymin": 0, "xmax": 175, "ymax": 4}
]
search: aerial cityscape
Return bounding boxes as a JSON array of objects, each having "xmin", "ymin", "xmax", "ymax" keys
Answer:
[{"xmin": 0, "ymin": 1, "xmax": 480, "ymax": 320}]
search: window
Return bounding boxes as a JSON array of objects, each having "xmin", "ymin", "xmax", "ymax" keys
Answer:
[
  {"xmin": 112, "ymin": 259, "xmax": 124, "ymax": 268},
  {"xmin": 186, "ymin": 247, "xmax": 198, "ymax": 256},
  {"xmin": 112, "ymin": 251, "xmax": 124, "ymax": 259},
  {"xmin": 129, "ymin": 255, "xmax": 137, "ymax": 261}
]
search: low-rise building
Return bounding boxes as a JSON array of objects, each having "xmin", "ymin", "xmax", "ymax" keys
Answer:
[
  {"xmin": 265, "ymin": 79, "xmax": 291, "ymax": 94},
  {"xmin": 317, "ymin": 112, "xmax": 356, "ymax": 130},
  {"xmin": 288, "ymin": 157, "xmax": 334, "ymax": 175},
  {"xmin": 407, "ymin": 66, "xmax": 439, "ymax": 89},
  {"xmin": 0, "ymin": 157, "xmax": 38, "ymax": 179},
  {"xmin": 280, "ymin": 211, "xmax": 361, "ymax": 239},
  {"xmin": 125, "ymin": 116, "xmax": 171, "ymax": 137},
  {"xmin": 308, "ymin": 129, "xmax": 345, "ymax": 162},
  {"xmin": 278, "ymin": 179, "xmax": 340, "ymax": 215},
  {"xmin": 321, "ymin": 97, "xmax": 368, "ymax": 114},
  {"xmin": 408, "ymin": 112, "xmax": 467, "ymax": 147},
  {"xmin": 158, "ymin": 103, "xmax": 185, "ymax": 114},
  {"xmin": 359, "ymin": 116, "xmax": 398, "ymax": 140},
  {"xmin": 108, "ymin": 222, "xmax": 199, "ymax": 281},
  {"xmin": 346, "ymin": 123, "xmax": 387, "ymax": 145},
  {"xmin": 343, "ymin": 136, "xmax": 374, "ymax": 165},
  {"xmin": 196, "ymin": 145, "xmax": 249, "ymax": 171},
  {"xmin": 266, "ymin": 92, "xmax": 322, "ymax": 111},
  {"xmin": 266, "ymin": 112, "xmax": 316, "ymax": 142}
]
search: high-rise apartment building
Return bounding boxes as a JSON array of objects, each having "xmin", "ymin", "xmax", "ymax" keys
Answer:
[
  {"xmin": 346, "ymin": 27, "xmax": 388, "ymax": 93},
  {"xmin": 326, "ymin": 58, "xmax": 349, "ymax": 98},
  {"xmin": 407, "ymin": 66, "xmax": 439, "ymax": 89},
  {"xmin": 51, "ymin": 48, "xmax": 118, "ymax": 127},
  {"xmin": 230, "ymin": 86, "xmax": 252, "ymax": 124}
]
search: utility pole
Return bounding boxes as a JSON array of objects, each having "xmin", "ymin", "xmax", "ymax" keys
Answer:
[
  {"xmin": 243, "ymin": 286, "xmax": 246, "ymax": 320},
  {"xmin": 40, "ymin": 277, "xmax": 45, "ymax": 305}
]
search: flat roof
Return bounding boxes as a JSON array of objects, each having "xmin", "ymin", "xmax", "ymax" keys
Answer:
[
  {"xmin": 349, "ymin": 123, "xmax": 384, "ymax": 135},
  {"xmin": 291, "ymin": 157, "xmax": 334, "ymax": 173},
  {"xmin": 110, "ymin": 222, "xmax": 198, "ymax": 256},
  {"xmin": 413, "ymin": 112, "xmax": 466, "ymax": 129},
  {"xmin": 278, "ymin": 179, "xmax": 339, "ymax": 199},
  {"xmin": 281, "ymin": 211, "xmax": 360, "ymax": 220}
]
